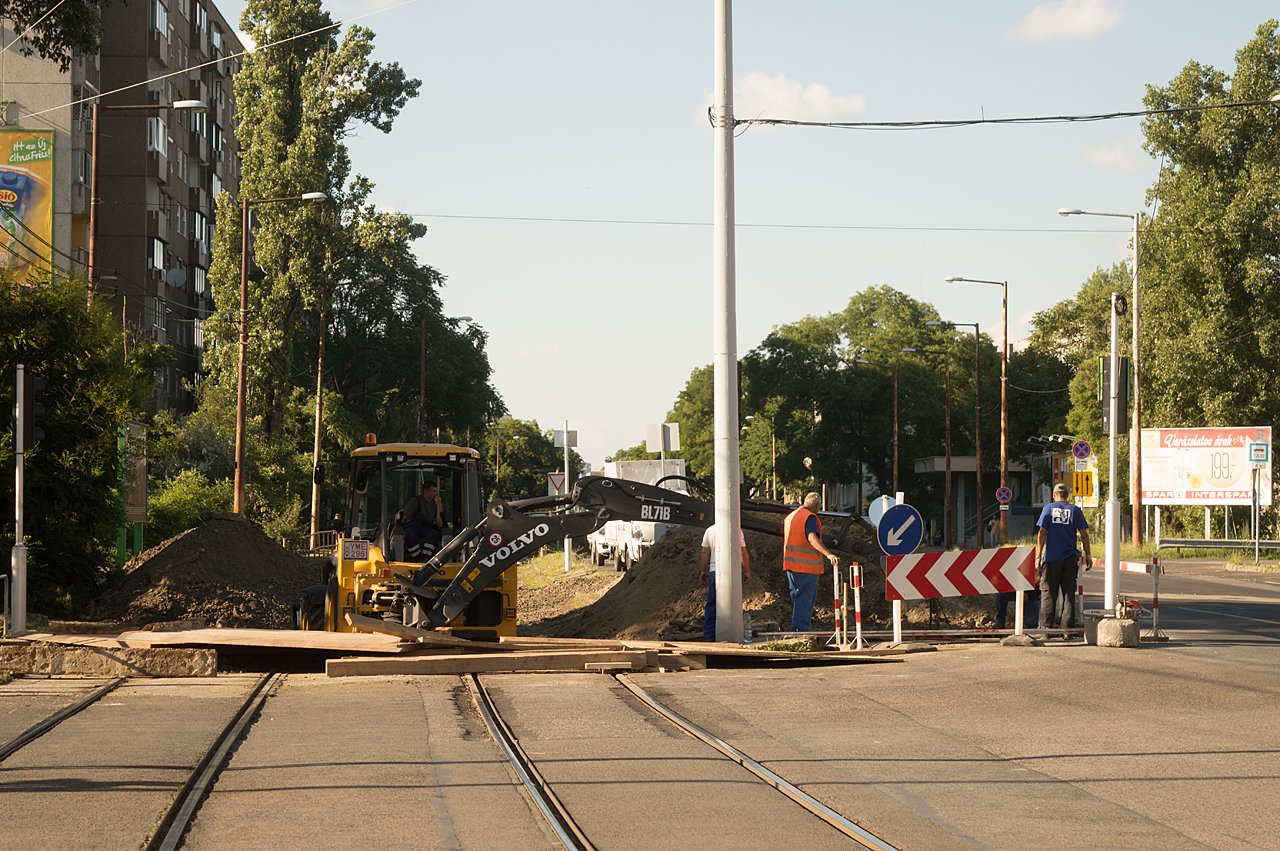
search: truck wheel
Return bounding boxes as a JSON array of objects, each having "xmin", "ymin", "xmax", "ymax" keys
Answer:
[
  {"xmin": 620, "ymin": 548, "xmax": 630, "ymax": 572},
  {"xmin": 324, "ymin": 575, "xmax": 340, "ymax": 632}
]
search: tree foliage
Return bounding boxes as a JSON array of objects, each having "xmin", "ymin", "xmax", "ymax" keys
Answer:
[
  {"xmin": 1, "ymin": 277, "xmax": 161, "ymax": 615},
  {"xmin": 198, "ymin": 0, "xmax": 503, "ymax": 533},
  {"xmin": 477, "ymin": 419, "xmax": 585, "ymax": 502},
  {"xmin": 0, "ymin": 0, "xmax": 117, "ymax": 70},
  {"xmin": 1139, "ymin": 20, "xmax": 1280, "ymax": 430}
]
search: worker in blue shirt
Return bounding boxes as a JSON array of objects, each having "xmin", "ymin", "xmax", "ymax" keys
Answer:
[{"xmin": 1036, "ymin": 482, "xmax": 1093, "ymax": 631}]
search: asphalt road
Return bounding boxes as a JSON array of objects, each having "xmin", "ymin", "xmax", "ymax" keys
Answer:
[{"xmin": 1, "ymin": 559, "xmax": 1275, "ymax": 850}]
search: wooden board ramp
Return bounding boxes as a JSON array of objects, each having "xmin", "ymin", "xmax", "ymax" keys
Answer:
[{"xmin": 327, "ymin": 650, "xmax": 657, "ymax": 677}]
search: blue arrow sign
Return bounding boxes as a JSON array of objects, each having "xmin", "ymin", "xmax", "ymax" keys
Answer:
[{"xmin": 878, "ymin": 503, "xmax": 924, "ymax": 556}]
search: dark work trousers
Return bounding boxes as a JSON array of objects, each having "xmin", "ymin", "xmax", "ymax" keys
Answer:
[{"xmin": 1038, "ymin": 557, "xmax": 1079, "ymax": 629}]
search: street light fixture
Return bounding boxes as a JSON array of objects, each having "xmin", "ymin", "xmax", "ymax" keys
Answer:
[
  {"xmin": 1058, "ymin": 206, "xmax": 1142, "ymax": 548},
  {"xmin": 903, "ymin": 346, "xmax": 952, "ymax": 548},
  {"xmin": 88, "ymin": 99, "xmax": 207, "ymax": 289},
  {"xmin": 855, "ymin": 358, "xmax": 898, "ymax": 496},
  {"xmin": 946, "ymin": 275, "xmax": 1010, "ymax": 543},
  {"xmin": 233, "ymin": 191, "xmax": 328, "ymax": 515},
  {"xmin": 928, "ymin": 319, "xmax": 985, "ymax": 545}
]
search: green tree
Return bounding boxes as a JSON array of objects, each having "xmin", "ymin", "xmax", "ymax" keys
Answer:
[
  {"xmin": 665, "ymin": 364, "xmax": 717, "ymax": 482},
  {"xmin": 202, "ymin": 0, "xmax": 502, "ymax": 532},
  {"xmin": 479, "ymin": 419, "xmax": 585, "ymax": 501},
  {"xmin": 1139, "ymin": 20, "xmax": 1280, "ymax": 430},
  {"xmin": 1, "ymin": 277, "xmax": 161, "ymax": 615},
  {"xmin": 1, "ymin": 0, "xmax": 118, "ymax": 70}
]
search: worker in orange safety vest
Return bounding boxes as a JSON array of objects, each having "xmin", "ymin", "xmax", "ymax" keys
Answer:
[{"xmin": 782, "ymin": 492, "xmax": 839, "ymax": 632}]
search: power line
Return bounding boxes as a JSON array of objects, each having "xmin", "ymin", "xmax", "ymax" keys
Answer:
[
  {"xmin": 733, "ymin": 95, "xmax": 1280, "ymax": 131},
  {"xmin": 409, "ymin": 212, "xmax": 1126, "ymax": 234}
]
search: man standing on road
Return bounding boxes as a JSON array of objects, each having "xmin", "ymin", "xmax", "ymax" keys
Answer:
[
  {"xmin": 1037, "ymin": 482, "xmax": 1092, "ymax": 632},
  {"xmin": 783, "ymin": 492, "xmax": 839, "ymax": 632},
  {"xmin": 700, "ymin": 521, "xmax": 750, "ymax": 641}
]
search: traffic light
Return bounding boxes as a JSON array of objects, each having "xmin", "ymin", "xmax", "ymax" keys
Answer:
[{"xmin": 18, "ymin": 369, "xmax": 46, "ymax": 451}]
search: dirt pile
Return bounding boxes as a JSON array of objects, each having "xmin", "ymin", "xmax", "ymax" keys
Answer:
[
  {"xmin": 522, "ymin": 518, "xmax": 897, "ymax": 641},
  {"xmin": 517, "ymin": 567, "xmax": 620, "ymax": 626},
  {"xmin": 91, "ymin": 513, "xmax": 321, "ymax": 629}
]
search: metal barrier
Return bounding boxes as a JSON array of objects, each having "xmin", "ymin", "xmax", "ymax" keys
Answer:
[
  {"xmin": 1, "ymin": 573, "xmax": 8, "ymax": 638},
  {"xmin": 1092, "ymin": 555, "xmax": 1167, "ymax": 640},
  {"xmin": 308, "ymin": 530, "xmax": 339, "ymax": 555},
  {"xmin": 828, "ymin": 561, "xmax": 864, "ymax": 650}
]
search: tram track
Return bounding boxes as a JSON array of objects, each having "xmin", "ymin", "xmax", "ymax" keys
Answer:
[
  {"xmin": 468, "ymin": 672, "xmax": 902, "ymax": 851},
  {"xmin": 0, "ymin": 677, "xmax": 126, "ymax": 763}
]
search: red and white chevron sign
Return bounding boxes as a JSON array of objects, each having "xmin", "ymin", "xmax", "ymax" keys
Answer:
[{"xmin": 886, "ymin": 546, "xmax": 1036, "ymax": 601}]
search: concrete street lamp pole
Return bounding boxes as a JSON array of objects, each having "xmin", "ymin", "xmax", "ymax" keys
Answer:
[
  {"xmin": 234, "ymin": 192, "xmax": 327, "ymax": 515},
  {"xmin": 946, "ymin": 277, "xmax": 1009, "ymax": 543},
  {"xmin": 1059, "ymin": 207, "xmax": 1141, "ymax": 545},
  {"xmin": 712, "ymin": 0, "xmax": 744, "ymax": 642}
]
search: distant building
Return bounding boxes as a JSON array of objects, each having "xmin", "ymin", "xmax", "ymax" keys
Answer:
[{"xmin": 0, "ymin": 0, "xmax": 243, "ymax": 413}]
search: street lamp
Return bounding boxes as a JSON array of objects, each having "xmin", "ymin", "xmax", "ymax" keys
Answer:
[
  {"xmin": 903, "ymin": 346, "xmax": 952, "ymax": 548},
  {"xmin": 233, "ymin": 191, "xmax": 328, "ymax": 515},
  {"xmin": 928, "ymin": 320, "xmax": 984, "ymax": 545},
  {"xmin": 419, "ymin": 314, "xmax": 472, "ymax": 442},
  {"xmin": 1059, "ymin": 207, "xmax": 1142, "ymax": 548},
  {"xmin": 88, "ymin": 99, "xmax": 206, "ymax": 289},
  {"xmin": 946, "ymin": 276, "xmax": 1009, "ymax": 543},
  {"xmin": 855, "ymin": 358, "xmax": 898, "ymax": 496}
]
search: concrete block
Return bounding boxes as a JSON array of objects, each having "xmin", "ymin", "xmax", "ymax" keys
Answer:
[
  {"xmin": 1096, "ymin": 617, "xmax": 1140, "ymax": 647},
  {"xmin": 1084, "ymin": 612, "xmax": 1139, "ymax": 647},
  {"xmin": 1000, "ymin": 633, "xmax": 1039, "ymax": 647},
  {"xmin": 0, "ymin": 642, "xmax": 218, "ymax": 677}
]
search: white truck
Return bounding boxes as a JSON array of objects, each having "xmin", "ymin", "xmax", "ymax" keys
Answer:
[{"xmin": 587, "ymin": 459, "xmax": 688, "ymax": 571}]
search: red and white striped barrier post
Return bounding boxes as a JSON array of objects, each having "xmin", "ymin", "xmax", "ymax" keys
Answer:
[
  {"xmin": 832, "ymin": 562, "xmax": 844, "ymax": 647},
  {"xmin": 1149, "ymin": 554, "xmax": 1166, "ymax": 640},
  {"xmin": 851, "ymin": 561, "xmax": 864, "ymax": 650}
]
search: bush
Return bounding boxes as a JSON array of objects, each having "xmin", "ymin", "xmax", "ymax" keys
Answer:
[{"xmin": 148, "ymin": 471, "xmax": 234, "ymax": 544}]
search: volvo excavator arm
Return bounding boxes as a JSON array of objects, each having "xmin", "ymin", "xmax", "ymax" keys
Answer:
[{"xmin": 398, "ymin": 476, "xmax": 877, "ymax": 630}]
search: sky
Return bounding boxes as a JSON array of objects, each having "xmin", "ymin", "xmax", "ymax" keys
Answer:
[{"xmin": 213, "ymin": 0, "xmax": 1278, "ymax": 468}]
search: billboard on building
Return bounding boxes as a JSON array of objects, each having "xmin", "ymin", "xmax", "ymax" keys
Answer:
[
  {"xmin": 0, "ymin": 129, "xmax": 54, "ymax": 283},
  {"xmin": 1141, "ymin": 427, "xmax": 1271, "ymax": 506}
]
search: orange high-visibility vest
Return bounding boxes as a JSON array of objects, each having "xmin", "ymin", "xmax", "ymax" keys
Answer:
[{"xmin": 783, "ymin": 507, "xmax": 824, "ymax": 574}]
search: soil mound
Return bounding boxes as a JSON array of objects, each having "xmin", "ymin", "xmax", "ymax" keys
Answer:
[
  {"xmin": 523, "ymin": 517, "xmax": 892, "ymax": 641},
  {"xmin": 91, "ymin": 513, "xmax": 320, "ymax": 629}
]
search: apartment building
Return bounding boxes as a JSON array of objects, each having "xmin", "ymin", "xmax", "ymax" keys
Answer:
[{"xmin": 0, "ymin": 0, "xmax": 242, "ymax": 414}]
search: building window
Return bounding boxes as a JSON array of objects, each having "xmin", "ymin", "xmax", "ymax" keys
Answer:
[
  {"xmin": 150, "ymin": 238, "xmax": 166, "ymax": 270},
  {"xmin": 211, "ymin": 25, "xmax": 222, "ymax": 53},
  {"xmin": 151, "ymin": 0, "xmax": 168, "ymax": 33},
  {"xmin": 73, "ymin": 150, "xmax": 92, "ymax": 185},
  {"xmin": 179, "ymin": 0, "xmax": 189, "ymax": 21},
  {"xmin": 193, "ymin": 265, "xmax": 207, "ymax": 294},
  {"xmin": 148, "ymin": 117, "xmax": 169, "ymax": 156},
  {"xmin": 194, "ymin": 318, "xmax": 204, "ymax": 351},
  {"xmin": 210, "ymin": 172, "xmax": 222, "ymax": 199}
]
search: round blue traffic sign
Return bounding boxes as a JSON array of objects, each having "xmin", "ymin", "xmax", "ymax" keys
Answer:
[
  {"xmin": 877, "ymin": 503, "xmax": 924, "ymax": 556},
  {"xmin": 1072, "ymin": 440, "xmax": 1092, "ymax": 460},
  {"xmin": 996, "ymin": 486, "xmax": 1013, "ymax": 504}
]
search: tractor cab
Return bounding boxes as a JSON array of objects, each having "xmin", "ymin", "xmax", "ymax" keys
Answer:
[{"xmin": 299, "ymin": 440, "xmax": 518, "ymax": 640}]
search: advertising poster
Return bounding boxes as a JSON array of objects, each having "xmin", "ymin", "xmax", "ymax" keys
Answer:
[
  {"xmin": 1141, "ymin": 427, "xmax": 1271, "ymax": 506},
  {"xmin": 0, "ymin": 129, "xmax": 54, "ymax": 283}
]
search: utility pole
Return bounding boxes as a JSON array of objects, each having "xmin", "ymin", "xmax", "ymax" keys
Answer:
[{"xmin": 712, "ymin": 0, "xmax": 743, "ymax": 642}]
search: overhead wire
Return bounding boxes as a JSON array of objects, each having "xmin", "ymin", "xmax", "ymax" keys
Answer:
[{"xmin": 732, "ymin": 95, "xmax": 1280, "ymax": 131}]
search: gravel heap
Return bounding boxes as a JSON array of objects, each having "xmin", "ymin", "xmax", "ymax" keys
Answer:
[{"xmin": 91, "ymin": 513, "xmax": 321, "ymax": 629}]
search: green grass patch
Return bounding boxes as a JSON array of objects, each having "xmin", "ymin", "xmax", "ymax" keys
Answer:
[{"xmin": 518, "ymin": 550, "xmax": 609, "ymax": 588}]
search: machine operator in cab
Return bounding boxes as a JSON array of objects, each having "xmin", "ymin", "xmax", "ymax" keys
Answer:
[{"xmin": 399, "ymin": 479, "xmax": 445, "ymax": 560}]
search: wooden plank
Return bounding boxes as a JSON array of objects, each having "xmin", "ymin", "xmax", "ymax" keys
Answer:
[
  {"xmin": 327, "ymin": 650, "xmax": 654, "ymax": 677},
  {"xmin": 498, "ymin": 635, "xmax": 628, "ymax": 650},
  {"xmin": 114, "ymin": 627, "xmax": 408, "ymax": 653},
  {"xmin": 584, "ymin": 661, "xmax": 633, "ymax": 670}
]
